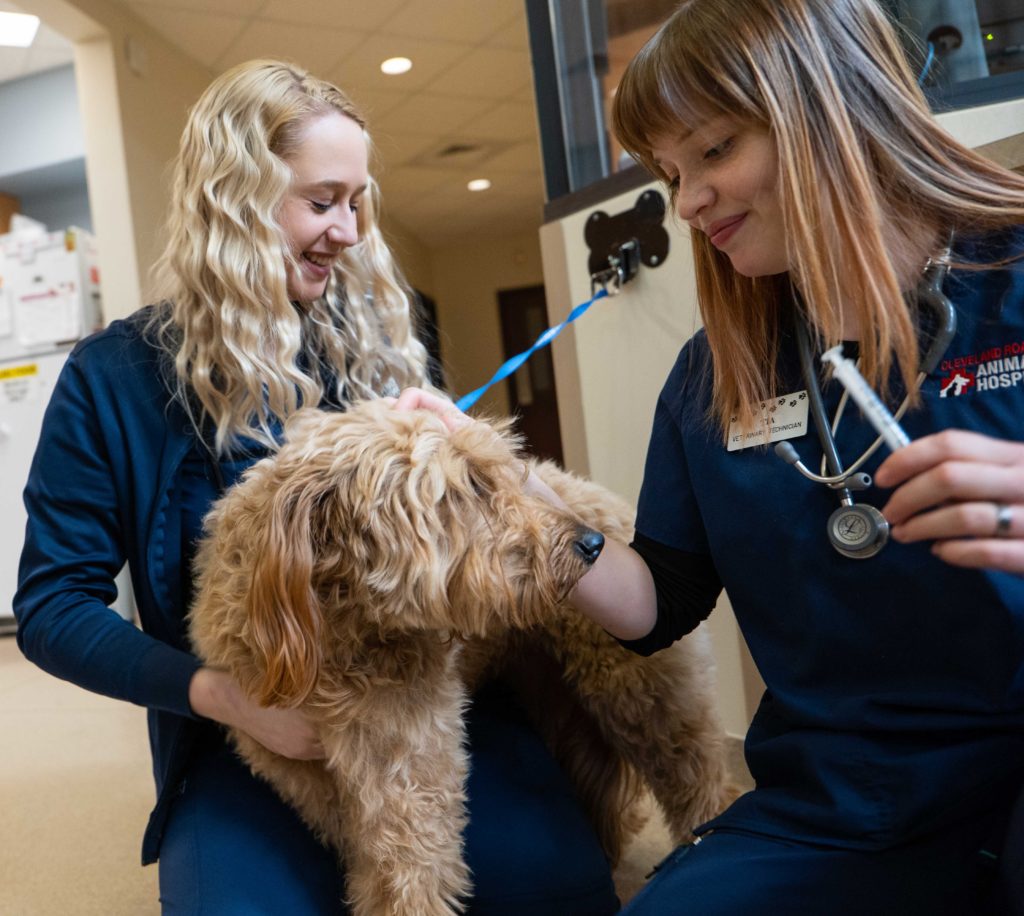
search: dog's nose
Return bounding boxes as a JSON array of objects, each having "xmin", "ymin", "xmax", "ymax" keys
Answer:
[{"xmin": 573, "ymin": 527, "xmax": 605, "ymax": 565}]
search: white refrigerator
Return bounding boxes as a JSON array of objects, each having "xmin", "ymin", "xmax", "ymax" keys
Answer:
[{"xmin": 0, "ymin": 227, "xmax": 133, "ymax": 634}]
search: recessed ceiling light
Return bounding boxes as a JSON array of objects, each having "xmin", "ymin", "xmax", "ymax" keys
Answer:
[
  {"xmin": 380, "ymin": 57, "xmax": 412, "ymax": 75},
  {"xmin": 467, "ymin": 179, "xmax": 491, "ymax": 192},
  {"xmin": 0, "ymin": 11, "xmax": 40, "ymax": 48}
]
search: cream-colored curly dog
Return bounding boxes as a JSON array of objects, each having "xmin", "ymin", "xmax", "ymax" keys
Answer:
[{"xmin": 189, "ymin": 399, "xmax": 736, "ymax": 916}]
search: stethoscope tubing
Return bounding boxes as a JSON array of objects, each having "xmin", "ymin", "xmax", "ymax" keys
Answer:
[{"xmin": 784, "ymin": 253, "xmax": 957, "ymax": 497}]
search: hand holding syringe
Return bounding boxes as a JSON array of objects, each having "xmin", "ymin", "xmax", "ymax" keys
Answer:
[{"xmin": 821, "ymin": 346, "xmax": 911, "ymax": 452}]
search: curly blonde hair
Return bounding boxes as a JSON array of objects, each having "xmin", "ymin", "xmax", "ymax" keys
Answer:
[
  {"xmin": 149, "ymin": 59, "xmax": 428, "ymax": 454},
  {"xmin": 613, "ymin": 0, "xmax": 1024, "ymax": 434}
]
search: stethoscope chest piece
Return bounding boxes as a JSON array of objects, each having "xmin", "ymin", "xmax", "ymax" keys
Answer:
[
  {"xmin": 826, "ymin": 504, "xmax": 890, "ymax": 559},
  {"xmin": 777, "ymin": 242, "xmax": 956, "ymax": 560}
]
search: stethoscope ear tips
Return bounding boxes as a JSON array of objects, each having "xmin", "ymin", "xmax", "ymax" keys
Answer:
[
  {"xmin": 843, "ymin": 472, "xmax": 873, "ymax": 492},
  {"xmin": 774, "ymin": 441, "xmax": 800, "ymax": 465}
]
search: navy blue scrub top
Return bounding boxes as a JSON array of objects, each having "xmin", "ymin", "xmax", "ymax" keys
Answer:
[
  {"xmin": 178, "ymin": 443, "xmax": 269, "ymax": 611},
  {"xmin": 634, "ymin": 227, "xmax": 1024, "ymax": 849}
]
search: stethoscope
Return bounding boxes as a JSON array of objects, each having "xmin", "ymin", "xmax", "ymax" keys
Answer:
[{"xmin": 774, "ymin": 252, "xmax": 958, "ymax": 559}]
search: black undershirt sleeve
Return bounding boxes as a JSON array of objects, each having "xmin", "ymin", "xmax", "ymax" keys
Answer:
[{"xmin": 617, "ymin": 532, "xmax": 723, "ymax": 657}]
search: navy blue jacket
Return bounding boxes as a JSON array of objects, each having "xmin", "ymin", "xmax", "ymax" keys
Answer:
[{"xmin": 16, "ymin": 309, "xmax": 210, "ymax": 864}]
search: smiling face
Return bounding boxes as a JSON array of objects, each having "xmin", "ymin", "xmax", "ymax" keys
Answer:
[
  {"xmin": 652, "ymin": 118, "xmax": 789, "ymax": 278},
  {"xmin": 277, "ymin": 110, "xmax": 369, "ymax": 303}
]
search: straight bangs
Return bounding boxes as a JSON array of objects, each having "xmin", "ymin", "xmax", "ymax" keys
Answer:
[{"xmin": 613, "ymin": 7, "xmax": 766, "ymax": 180}]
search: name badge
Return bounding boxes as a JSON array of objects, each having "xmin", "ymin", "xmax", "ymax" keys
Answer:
[{"xmin": 727, "ymin": 390, "xmax": 809, "ymax": 452}]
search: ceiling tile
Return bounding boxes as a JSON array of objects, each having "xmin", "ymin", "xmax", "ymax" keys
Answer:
[
  {"xmin": 375, "ymin": 164, "xmax": 452, "ymax": 203},
  {"xmin": 405, "ymin": 137, "xmax": 514, "ymax": 172},
  {"xmin": 406, "ymin": 172, "xmax": 543, "ymax": 216},
  {"xmin": 422, "ymin": 46, "xmax": 532, "ymax": 99},
  {"xmin": 121, "ymin": 0, "xmax": 266, "ymax": 12},
  {"xmin": 483, "ymin": 141, "xmax": 543, "ymax": 173},
  {"xmin": 216, "ymin": 19, "xmax": 366, "ymax": 75},
  {"xmin": 259, "ymin": 0, "xmax": 409, "ymax": 32},
  {"xmin": 512, "ymin": 81, "xmax": 537, "ymax": 103},
  {"xmin": 463, "ymin": 100, "xmax": 539, "ymax": 142},
  {"xmin": 475, "ymin": 169, "xmax": 545, "ymax": 199},
  {"xmin": 0, "ymin": 9, "xmax": 71, "ymax": 81},
  {"xmin": 381, "ymin": 0, "xmax": 522, "ymax": 44},
  {"xmin": 130, "ymin": 6, "xmax": 247, "ymax": 70},
  {"xmin": 485, "ymin": 13, "xmax": 529, "ymax": 50},
  {"xmin": 398, "ymin": 185, "xmax": 543, "ymax": 247},
  {"xmin": 28, "ymin": 20, "xmax": 72, "ymax": 52},
  {"xmin": 330, "ymin": 33, "xmax": 473, "ymax": 94},
  {"xmin": 346, "ymin": 85, "xmax": 409, "ymax": 122},
  {"xmin": 370, "ymin": 130, "xmax": 441, "ymax": 169},
  {"xmin": 2, "ymin": 0, "xmax": 553, "ymax": 249},
  {"xmin": 371, "ymin": 93, "xmax": 493, "ymax": 138}
]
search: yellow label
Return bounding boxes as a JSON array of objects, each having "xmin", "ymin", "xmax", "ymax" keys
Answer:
[{"xmin": 0, "ymin": 364, "xmax": 38, "ymax": 381}]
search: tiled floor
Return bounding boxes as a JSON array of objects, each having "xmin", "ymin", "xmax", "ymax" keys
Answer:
[{"xmin": 0, "ymin": 634, "xmax": 159, "ymax": 915}]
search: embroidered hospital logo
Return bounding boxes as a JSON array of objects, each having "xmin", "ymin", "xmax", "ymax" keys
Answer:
[
  {"xmin": 938, "ymin": 340, "xmax": 1024, "ymax": 396},
  {"xmin": 939, "ymin": 370, "xmax": 974, "ymax": 397}
]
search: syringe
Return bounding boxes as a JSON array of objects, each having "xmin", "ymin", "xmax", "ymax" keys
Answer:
[{"xmin": 820, "ymin": 346, "xmax": 911, "ymax": 452}]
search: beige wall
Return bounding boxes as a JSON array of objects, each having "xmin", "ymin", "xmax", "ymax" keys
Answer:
[
  {"xmin": 383, "ymin": 217, "xmax": 435, "ymax": 298},
  {"xmin": 427, "ymin": 231, "xmax": 545, "ymax": 415}
]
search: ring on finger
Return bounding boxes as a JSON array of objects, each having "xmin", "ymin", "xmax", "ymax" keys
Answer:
[{"xmin": 994, "ymin": 503, "xmax": 1013, "ymax": 538}]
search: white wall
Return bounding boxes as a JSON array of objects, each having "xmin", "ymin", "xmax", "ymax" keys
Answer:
[
  {"xmin": 18, "ymin": 169, "xmax": 92, "ymax": 232},
  {"xmin": 0, "ymin": 65, "xmax": 84, "ymax": 176},
  {"xmin": 428, "ymin": 231, "xmax": 545, "ymax": 415},
  {"xmin": 936, "ymin": 96, "xmax": 1024, "ymax": 150},
  {"xmin": 0, "ymin": 66, "xmax": 91, "ymax": 232}
]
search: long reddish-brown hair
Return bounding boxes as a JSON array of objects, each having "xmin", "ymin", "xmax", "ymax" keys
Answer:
[{"xmin": 613, "ymin": 0, "xmax": 1024, "ymax": 433}]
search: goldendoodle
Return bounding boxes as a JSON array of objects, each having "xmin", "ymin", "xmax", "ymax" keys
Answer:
[{"xmin": 189, "ymin": 399, "xmax": 736, "ymax": 916}]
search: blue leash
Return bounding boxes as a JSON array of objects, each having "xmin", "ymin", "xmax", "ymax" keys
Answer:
[
  {"xmin": 918, "ymin": 41, "xmax": 935, "ymax": 85},
  {"xmin": 454, "ymin": 288, "xmax": 610, "ymax": 411}
]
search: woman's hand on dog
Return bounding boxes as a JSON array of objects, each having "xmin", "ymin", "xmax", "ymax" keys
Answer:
[
  {"xmin": 188, "ymin": 668, "xmax": 325, "ymax": 759},
  {"xmin": 392, "ymin": 388, "xmax": 557, "ymax": 501},
  {"xmin": 390, "ymin": 388, "xmax": 659, "ymax": 641},
  {"xmin": 389, "ymin": 387, "xmax": 472, "ymax": 433}
]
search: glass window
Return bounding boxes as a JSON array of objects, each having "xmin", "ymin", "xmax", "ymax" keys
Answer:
[
  {"xmin": 528, "ymin": 0, "xmax": 1024, "ymax": 204},
  {"xmin": 892, "ymin": 1, "xmax": 1024, "ymax": 89}
]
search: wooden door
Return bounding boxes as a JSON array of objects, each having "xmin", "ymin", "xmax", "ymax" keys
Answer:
[{"xmin": 497, "ymin": 285, "xmax": 564, "ymax": 466}]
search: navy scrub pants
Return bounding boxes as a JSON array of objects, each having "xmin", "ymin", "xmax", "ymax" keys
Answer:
[
  {"xmin": 622, "ymin": 801, "xmax": 1014, "ymax": 916},
  {"xmin": 158, "ymin": 684, "xmax": 620, "ymax": 915}
]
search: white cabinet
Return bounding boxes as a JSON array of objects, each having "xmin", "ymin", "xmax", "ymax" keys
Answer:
[{"xmin": 0, "ymin": 227, "xmax": 132, "ymax": 632}]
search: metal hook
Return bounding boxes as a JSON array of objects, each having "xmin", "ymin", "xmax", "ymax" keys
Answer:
[{"xmin": 590, "ymin": 239, "xmax": 641, "ymax": 298}]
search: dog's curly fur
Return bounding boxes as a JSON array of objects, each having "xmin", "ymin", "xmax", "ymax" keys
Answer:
[{"xmin": 189, "ymin": 400, "xmax": 736, "ymax": 915}]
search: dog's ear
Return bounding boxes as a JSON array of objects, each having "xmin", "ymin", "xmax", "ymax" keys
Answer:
[
  {"xmin": 245, "ymin": 476, "xmax": 323, "ymax": 707},
  {"xmin": 445, "ymin": 414, "xmax": 525, "ymax": 500}
]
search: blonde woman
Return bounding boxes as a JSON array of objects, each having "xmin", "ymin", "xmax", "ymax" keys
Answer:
[
  {"xmin": 15, "ymin": 61, "xmax": 619, "ymax": 915},
  {"xmin": 399, "ymin": 0, "xmax": 1024, "ymax": 911}
]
